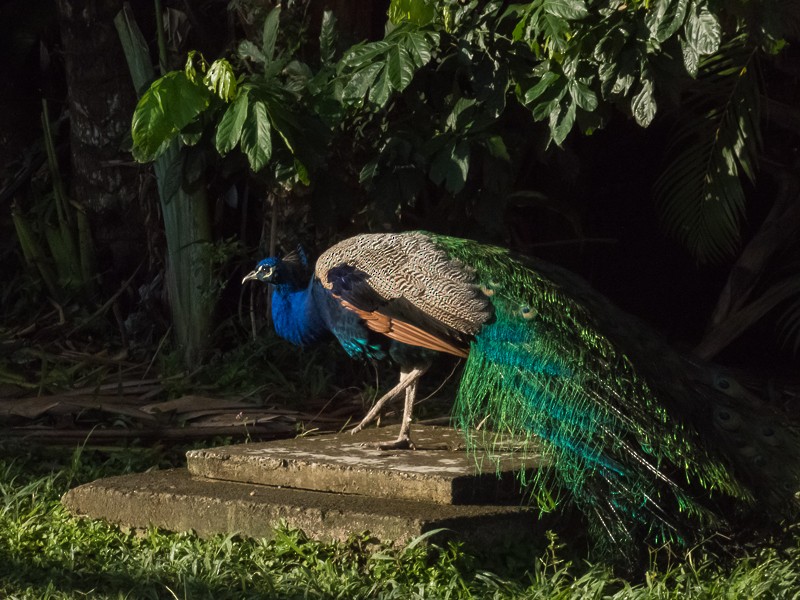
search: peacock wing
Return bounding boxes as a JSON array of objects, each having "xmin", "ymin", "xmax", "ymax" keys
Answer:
[{"xmin": 315, "ymin": 232, "xmax": 493, "ymax": 357}]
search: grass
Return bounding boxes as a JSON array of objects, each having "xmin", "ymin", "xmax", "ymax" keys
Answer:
[{"xmin": 1, "ymin": 440, "xmax": 800, "ymax": 599}]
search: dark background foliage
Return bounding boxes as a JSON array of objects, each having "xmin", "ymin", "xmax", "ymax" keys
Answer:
[{"xmin": 1, "ymin": 0, "xmax": 799, "ymax": 403}]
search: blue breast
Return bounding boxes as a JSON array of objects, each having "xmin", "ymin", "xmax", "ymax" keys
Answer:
[
  {"xmin": 270, "ymin": 278, "xmax": 385, "ymax": 361},
  {"xmin": 270, "ymin": 282, "xmax": 328, "ymax": 347}
]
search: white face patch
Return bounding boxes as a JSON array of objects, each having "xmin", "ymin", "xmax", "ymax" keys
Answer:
[{"xmin": 259, "ymin": 265, "xmax": 275, "ymax": 280}]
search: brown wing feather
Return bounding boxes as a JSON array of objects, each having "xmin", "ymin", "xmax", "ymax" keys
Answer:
[
  {"xmin": 316, "ymin": 233, "xmax": 492, "ymax": 336},
  {"xmin": 340, "ymin": 300, "xmax": 469, "ymax": 358}
]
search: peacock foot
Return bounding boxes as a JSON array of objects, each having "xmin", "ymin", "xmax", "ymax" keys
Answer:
[
  {"xmin": 349, "ymin": 423, "xmax": 366, "ymax": 435},
  {"xmin": 360, "ymin": 435, "xmax": 416, "ymax": 451}
]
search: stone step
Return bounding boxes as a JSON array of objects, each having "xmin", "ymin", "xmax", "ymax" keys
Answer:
[
  {"xmin": 186, "ymin": 425, "xmax": 543, "ymax": 505},
  {"xmin": 62, "ymin": 468, "xmax": 537, "ymax": 549}
]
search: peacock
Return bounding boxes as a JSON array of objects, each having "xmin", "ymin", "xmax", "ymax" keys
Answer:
[{"xmin": 242, "ymin": 231, "xmax": 800, "ymax": 561}]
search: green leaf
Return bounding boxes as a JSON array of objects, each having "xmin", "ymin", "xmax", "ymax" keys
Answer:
[
  {"xmin": 430, "ymin": 139, "xmax": 470, "ymax": 194},
  {"xmin": 262, "ymin": 6, "xmax": 281, "ymax": 63},
  {"xmin": 512, "ymin": 13, "xmax": 530, "ymax": 42},
  {"xmin": 215, "ymin": 90, "xmax": 249, "ymax": 156},
  {"xmin": 114, "ymin": 5, "xmax": 156, "ymax": 96},
  {"xmin": 524, "ymin": 71, "xmax": 561, "ymax": 104},
  {"xmin": 203, "ymin": 59, "xmax": 237, "ymax": 102},
  {"xmin": 294, "ymin": 158, "xmax": 310, "ymax": 185},
  {"xmin": 320, "ymin": 11, "xmax": 337, "ymax": 64},
  {"xmin": 681, "ymin": 36, "xmax": 699, "ymax": 76},
  {"xmin": 342, "ymin": 63, "xmax": 383, "ymax": 105},
  {"xmin": 446, "ymin": 97, "xmax": 477, "ymax": 131},
  {"xmin": 359, "ymin": 157, "xmax": 379, "ymax": 185},
  {"xmin": 131, "ymin": 70, "xmax": 210, "ymax": 162},
  {"xmin": 238, "ymin": 39, "xmax": 266, "ymax": 65},
  {"xmin": 569, "ymin": 80, "xmax": 598, "ymax": 111},
  {"xmin": 403, "ymin": 32, "xmax": 434, "ymax": 68},
  {"xmin": 531, "ymin": 96, "xmax": 561, "ymax": 121},
  {"xmin": 541, "ymin": 13, "xmax": 570, "ymax": 53},
  {"xmin": 260, "ymin": 86, "xmax": 328, "ymax": 175},
  {"xmin": 483, "ymin": 135, "xmax": 511, "ymax": 161},
  {"xmin": 543, "ymin": 0, "xmax": 589, "ymax": 20},
  {"xmin": 603, "ymin": 49, "xmax": 639, "ymax": 97},
  {"xmin": 368, "ymin": 68, "xmax": 392, "ymax": 107},
  {"xmin": 240, "ymin": 99, "xmax": 272, "ymax": 172},
  {"xmin": 685, "ymin": 3, "xmax": 721, "ymax": 56},
  {"xmin": 646, "ymin": 0, "xmax": 689, "ymax": 43},
  {"xmin": 387, "ymin": 44, "xmax": 414, "ymax": 92},
  {"xmin": 631, "ymin": 76, "xmax": 657, "ymax": 127},
  {"xmin": 341, "ymin": 41, "xmax": 393, "ymax": 68},
  {"xmin": 389, "ymin": 0, "xmax": 436, "ymax": 26},
  {"xmin": 549, "ymin": 99, "xmax": 576, "ymax": 145},
  {"xmin": 338, "ymin": 29, "xmax": 435, "ymax": 110}
]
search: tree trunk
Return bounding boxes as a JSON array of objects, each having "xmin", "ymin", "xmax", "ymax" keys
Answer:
[{"xmin": 56, "ymin": 0, "xmax": 145, "ymax": 276}]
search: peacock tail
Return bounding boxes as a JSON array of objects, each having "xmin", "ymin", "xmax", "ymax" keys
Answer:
[{"xmin": 427, "ymin": 233, "xmax": 799, "ymax": 552}]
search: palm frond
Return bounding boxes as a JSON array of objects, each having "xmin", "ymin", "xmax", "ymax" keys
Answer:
[{"xmin": 653, "ymin": 39, "xmax": 761, "ymax": 264}]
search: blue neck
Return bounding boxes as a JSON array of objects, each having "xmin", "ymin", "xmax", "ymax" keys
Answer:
[{"xmin": 270, "ymin": 279, "xmax": 328, "ymax": 346}]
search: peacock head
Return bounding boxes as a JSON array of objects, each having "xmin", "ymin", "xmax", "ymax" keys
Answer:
[
  {"xmin": 242, "ymin": 248, "xmax": 309, "ymax": 287},
  {"xmin": 242, "ymin": 257, "xmax": 283, "ymax": 285}
]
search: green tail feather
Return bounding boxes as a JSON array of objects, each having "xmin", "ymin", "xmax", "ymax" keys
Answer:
[{"xmin": 428, "ymin": 233, "xmax": 782, "ymax": 556}]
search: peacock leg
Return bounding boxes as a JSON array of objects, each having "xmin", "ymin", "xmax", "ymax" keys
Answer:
[
  {"xmin": 350, "ymin": 365, "xmax": 427, "ymax": 448},
  {"xmin": 374, "ymin": 372, "xmax": 421, "ymax": 450}
]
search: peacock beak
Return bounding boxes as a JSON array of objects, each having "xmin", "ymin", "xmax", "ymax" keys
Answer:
[{"xmin": 241, "ymin": 270, "xmax": 259, "ymax": 284}]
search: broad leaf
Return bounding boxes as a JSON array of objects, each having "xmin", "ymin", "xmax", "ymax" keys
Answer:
[
  {"xmin": 685, "ymin": 2, "xmax": 721, "ymax": 56},
  {"xmin": 389, "ymin": 0, "xmax": 436, "ymax": 25},
  {"xmin": 240, "ymin": 99, "xmax": 272, "ymax": 172},
  {"xmin": 294, "ymin": 159, "xmax": 310, "ymax": 185},
  {"xmin": 646, "ymin": 0, "xmax": 690, "ymax": 43},
  {"xmin": 319, "ymin": 11, "xmax": 337, "ymax": 65},
  {"xmin": 261, "ymin": 86, "xmax": 329, "ymax": 175},
  {"xmin": 262, "ymin": 6, "xmax": 281, "ymax": 63},
  {"xmin": 131, "ymin": 71, "xmax": 210, "ymax": 162},
  {"xmin": 549, "ymin": 99, "xmax": 576, "ymax": 145},
  {"xmin": 338, "ymin": 27, "xmax": 437, "ymax": 110},
  {"xmin": 569, "ymin": 80, "xmax": 598, "ymax": 111},
  {"xmin": 544, "ymin": 0, "xmax": 589, "ymax": 20},
  {"xmin": 430, "ymin": 139, "xmax": 470, "ymax": 194},
  {"xmin": 215, "ymin": 90, "xmax": 249, "ymax": 156},
  {"xmin": 387, "ymin": 44, "xmax": 415, "ymax": 92},
  {"xmin": 606, "ymin": 49, "xmax": 639, "ymax": 97},
  {"xmin": 204, "ymin": 59, "xmax": 237, "ymax": 102},
  {"xmin": 341, "ymin": 41, "xmax": 393, "ymax": 68},
  {"xmin": 681, "ymin": 36, "xmax": 700, "ymax": 76},
  {"xmin": 342, "ymin": 63, "xmax": 383, "ymax": 105},
  {"xmin": 238, "ymin": 39, "xmax": 266, "ymax": 65},
  {"xmin": 369, "ymin": 69, "xmax": 392, "ymax": 107},
  {"xmin": 446, "ymin": 98, "xmax": 478, "ymax": 131},
  {"xmin": 483, "ymin": 135, "xmax": 511, "ymax": 161},
  {"xmin": 541, "ymin": 13, "xmax": 570, "ymax": 53},
  {"xmin": 531, "ymin": 96, "xmax": 561, "ymax": 121},
  {"xmin": 403, "ymin": 31, "xmax": 434, "ymax": 67},
  {"xmin": 524, "ymin": 71, "xmax": 561, "ymax": 104},
  {"xmin": 631, "ymin": 76, "xmax": 657, "ymax": 127}
]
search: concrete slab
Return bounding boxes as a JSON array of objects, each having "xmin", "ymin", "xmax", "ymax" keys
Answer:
[
  {"xmin": 186, "ymin": 425, "xmax": 544, "ymax": 505},
  {"xmin": 62, "ymin": 468, "xmax": 537, "ymax": 549}
]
